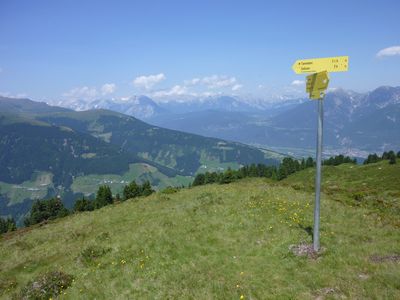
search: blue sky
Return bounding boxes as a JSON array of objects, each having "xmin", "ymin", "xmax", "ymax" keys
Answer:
[{"xmin": 0, "ymin": 0, "xmax": 399, "ymax": 101}]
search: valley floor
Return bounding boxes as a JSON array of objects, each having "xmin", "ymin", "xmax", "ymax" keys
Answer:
[{"xmin": 0, "ymin": 162, "xmax": 399, "ymax": 299}]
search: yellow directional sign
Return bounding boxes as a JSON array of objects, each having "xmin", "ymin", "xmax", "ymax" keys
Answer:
[
  {"xmin": 292, "ymin": 56, "xmax": 349, "ymax": 74},
  {"xmin": 306, "ymin": 71, "xmax": 330, "ymax": 99},
  {"xmin": 290, "ymin": 55, "xmax": 349, "ymax": 251}
]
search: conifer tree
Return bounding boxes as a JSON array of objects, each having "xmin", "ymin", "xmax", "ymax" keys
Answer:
[
  {"xmin": 95, "ymin": 185, "xmax": 113, "ymax": 208},
  {"xmin": 388, "ymin": 151, "xmax": 396, "ymax": 164},
  {"xmin": 192, "ymin": 173, "xmax": 206, "ymax": 186},
  {"xmin": 123, "ymin": 181, "xmax": 141, "ymax": 200},
  {"xmin": 24, "ymin": 197, "xmax": 69, "ymax": 226},
  {"xmin": 73, "ymin": 196, "xmax": 94, "ymax": 212},
  {"xmin": 140, "ymin": 180, "xmax": 155, "ymax": 196},
  {"xmin": 0, "ymin": 217, "xmax": 16, "ymax": 234}
]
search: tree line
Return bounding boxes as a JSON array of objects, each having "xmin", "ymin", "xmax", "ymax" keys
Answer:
[
  {"xmin": 192, "ymin": 153, "xmax": 364, "ymax": 187},
  {"xmin": 18, "ymin": 180, "xmax": 155, "ymax": 229},
  {"xmin": 1, "ymin": 150, "xmax": 398, "ymax": 234},
  {"xmin": 193, "ymin": 156, "xmax": 316, "ymax": 186},
  {"xmin": 363, "ymin": 150, "xmax": 398, "ymax": 165},
  {"xmin": 323, "ymin": 154, "xmax": 356, "ymax": 166}
]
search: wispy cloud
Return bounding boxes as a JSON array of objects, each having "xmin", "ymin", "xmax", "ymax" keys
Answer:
[
  {"xmin": 231, "ymin": 84, "xmax": 243, "ymax": 91},
  {"xmin": 0, "ymin": 91, "xmax": 28, "ymax": 98},
  {"xmin": 101, "ymin": 83, "xmax": 116, "ymax": 95},
  {"xmin": 133, "ymin": 73, "xmax": 166, "ymax": 90},
  {"xmin": 376, "ymin": 46, "xmax": 400, "ymax": 58},
  {"xmin": 201, "ymin": 75, "xmax": 238, "ymax": 89},
  {"xmin": 184, "ymin": 74, "xmax": 241, "ymax": 90},
  {"xmin": 63, "ymin": 86, "xmax": 98, "ymax": 100},
  {"xmin": 291, "ymin": 80, "xmax": 305, "ymax": 86},
  {"xmin": 184, "ymin": 78, "xmax": 201, "ymax": 85},
  {"xmin": 150, "ymin": 74, "xmax": 243, "ymax": 100},
  {"xmin": 152, "ymin": 85, "xmax": 188, "ymax": 98},
  {"xmin": 63, "ymin": 83, "xmax": 116, "ymax": 100}
]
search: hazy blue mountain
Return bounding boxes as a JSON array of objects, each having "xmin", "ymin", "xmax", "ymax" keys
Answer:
[
  {"xmin": 156, "ymin": 96, "xmax": 260, "ymax": 114},
  {"xmin": 51, "ymin": 95, "xmax": 306, "ymax": 119},
  {"xmin": 147, "ymin": 110, "xmax": 272, "ymax": 143},
  {"xmin": 0, "ymin": 96, "xmax": 70, "ymax": 115},
  {"xmin": 267, "ymin": 87, "xmax": 400, "ymax": 151},
  {"xmin": 148, "ymin": 87, "xmax": 400, "ymax": 154},
  {"xmin": 155, "ymin": 96, "xmax": 307, "ymax": 115}
]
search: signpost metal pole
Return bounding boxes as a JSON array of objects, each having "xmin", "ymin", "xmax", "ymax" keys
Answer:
[
  {"xmin": 313, "ymin": 98, "xmax": 323, "ymax": 251},
  {"xmin": 292, "ymin": 55, "xmax": 348, "ymax": 252}
]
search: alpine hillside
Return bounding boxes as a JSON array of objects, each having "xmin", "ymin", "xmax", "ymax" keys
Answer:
[{"xmin": 0, "ymin": 97, "xmax": 280, "ymax": 223}]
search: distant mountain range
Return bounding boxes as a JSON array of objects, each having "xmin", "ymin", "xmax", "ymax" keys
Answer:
[
  {"xmin": 50, "ymin": 95, "xmax": 306, "ymax": 118},
  {"xmin": 49, "ymin": 86, "xmax": 400, "ymax": 156},
  {"xmin": 51, "ymin": 95, "xmax": 167, "ymax": 119},
  {"xmin": 262, "ymin": 86, "xmax": 400, "ymax": 153},
  {"xmin": 0, "ymin": 97, "xmax": 280, "ymax": 223},
  {"xmin": 149, "ymin": 87, "xmax": 399, "ymax": 155}
]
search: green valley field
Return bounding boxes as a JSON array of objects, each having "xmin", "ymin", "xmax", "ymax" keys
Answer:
[{"xmin": 0, "ymin": 161, "xmax": 399, "ymax": 299}]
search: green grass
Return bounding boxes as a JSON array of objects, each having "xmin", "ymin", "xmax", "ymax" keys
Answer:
[
  {"xmin": 262, "ymin": 146, "xmax": 316, "ymax": 158},
  {"xmin": 198, "ymin": 150, "xmax": 241, "ymax": 173},
  {"xmin": 1, "ymin": 162, "xmax": 399, "ymax": 299},
  {"xmin": 282, "ymin": 161, "xmax": 400, "ymax": 225},
  {"xmin": 71, "ymin": 163, "xmax": 192, "ymax": 196},
  {"xmin": 197, "ymin": 160, "xmax": 241, "ymax": 174},
  {"xmin": 0, "ymin": 172, "xmax": 54, "ymax": 205}
]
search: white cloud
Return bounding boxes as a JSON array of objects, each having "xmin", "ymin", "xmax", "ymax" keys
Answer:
[
  {"xmin": 202, "ymin": 75, "xmax": 237, "ymax": 89},
  {"xmin": 101, "ymin": 83, "xmax": 116, "ymax": 95},
  {"xmin": 152, "ymin": 85, "xmax": 188, "ymax": 98},
  {"xmin": 183, "ymin": 75, "xmax": 240, "ymax": 90},
  {"xmin": 0, "ymin": 92, "xmax": 28, "ymax": 98},
  {"xmin": 146, "ymin": 74, "xmax": 243, "ymax": 100},
  {"xmin": 63, "ymin": 86, "xmax": 97, "ymax": 100},
  {"xmin": 231, "ymin": 84, "xmax": 243, "ymax": 91},
  {"xmin": 291, "ymin": 80, "xmax": 305, "ymax": 86},
  {"xmin": 183, "ymin": 78, "xmax": 201, "ymax": 85},
  {"xmin": 133, "ymin": 73, "xmax": 166, "ymax": 90},
  {"xmin": 376, "ymin": 46, "xmax": 400, "ymax": 58},
  {"xmin": 201, "ymin": 91, "xmax": 219, "ymax": 97}
]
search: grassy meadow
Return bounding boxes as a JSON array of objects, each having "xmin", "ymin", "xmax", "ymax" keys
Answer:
[{"xmin": 0, "ymin": 161, "xmax": 399, "ymax": 299}]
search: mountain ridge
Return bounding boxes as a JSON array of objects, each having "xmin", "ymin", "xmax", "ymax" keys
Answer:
[
  {"xmin": 0, "ymin": 97, "xmax": 280, "ymax": 222},
  {"xmin": 9, "ymin": 86, "xmax": 400, "ymax": 154}
]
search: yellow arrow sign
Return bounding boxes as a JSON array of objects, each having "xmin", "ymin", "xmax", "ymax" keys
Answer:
[
  {"xmin": 292, "ymin": 56, "xmax": 349, "ymax": 74},
  {"xmin": 306, "ymin": 71, "xmax": 330, "ymax": 99},
  {"xmin": 306, "ymin": 71, "xmax": 329, "ymax": 93}
]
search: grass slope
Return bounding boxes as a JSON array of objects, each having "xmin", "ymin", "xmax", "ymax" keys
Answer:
[
  {"xmin": 0, "ymin": 172, "xmax": 53, "ymax": 205},
  {"xmin": 281, "ymin": 160, "xmax": 400, "ymax": 225},
  {"xmin": 0, "ymin": 163, "xmax": 399, "ymax": 299},
  {"xmin": 71, "ymin": 163, "xmax": 192, "ymax": 196}
]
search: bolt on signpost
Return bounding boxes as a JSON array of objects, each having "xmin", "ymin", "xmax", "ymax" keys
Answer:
[{"xmin": 292, "ymin": 56, "xmax": 349, "ymax": 251}]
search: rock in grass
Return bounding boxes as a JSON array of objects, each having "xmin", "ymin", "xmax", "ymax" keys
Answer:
[
  {"xmin": 289, "ymin": 242, "xmax": 321, "ymax": 259},
  {"xmin": 18, "ymin": 270, "xmax": 73, "ymax": 300}
]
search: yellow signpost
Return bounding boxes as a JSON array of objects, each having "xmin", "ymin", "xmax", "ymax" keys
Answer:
[
  {"xmin": 306, "ymin": 71, "xmax": 330, "ymax": 99},
  {"xmin": 292, "ymin": 56, "xmax": 349, "ymax": 74},
  {"xmin": 292, "ymin": 56, "xmax": 349, "ymax": 251}
]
